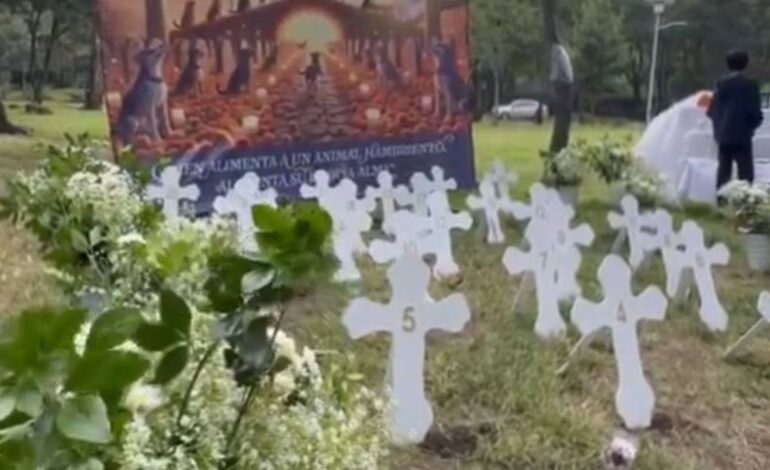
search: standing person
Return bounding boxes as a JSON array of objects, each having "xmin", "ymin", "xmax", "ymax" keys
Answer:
[{"xmin": 708, "ymin": 50, "xmax": 764, "ymax": 191}]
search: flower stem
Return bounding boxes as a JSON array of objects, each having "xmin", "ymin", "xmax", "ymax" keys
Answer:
[
  {"xmin": 223, "ymin": 306, "xmax": 288, "ymax": 458},
  {"xmin": 175, "ymin": 340, "xmax": 220, "ymax": 427}
]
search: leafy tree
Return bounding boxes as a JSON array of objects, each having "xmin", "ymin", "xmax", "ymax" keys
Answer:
[
  {"xmin": 0, "ymin": 0, "xmax": 91, "ymax": 105},
  {"xmin": 471, "ymin": 0, "xmax": 540, "ymax": 111},
  {"xmin": 619, "ymin": 0, "xmax": 655, "ymax": 108},
  {"xmin": 571, "ymin": 0, "xmax": 628, "ymax": 115}
]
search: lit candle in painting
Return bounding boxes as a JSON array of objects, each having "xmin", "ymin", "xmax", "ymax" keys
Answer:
[
  {"xmin": 421, "ymin": 95, "xmax": 433, "ymax": 112},
  {"xmin": 242, "ymin": 115, "xmax": 260, "ymax": 133},
  {"xmin": 365, "ymin": 108, "xmax": 382, "ymax": 126},
  {"xmin": 256, "ymin": 88, "xmax": 268, "ymax": 102},
  {"xmin": 267, "ymin": 75, "xmax": 277, "ymax": 86},
  {"xmin": 170, "ymin": 108, "xmax": 186, "ymax": 128},
  {"xmin": 105, "ymin": 92, "xmax": 122, "ymax": 110},
  {"xmin": 359, "ymin": 83, "xmax": 371, "ymax": 97}
]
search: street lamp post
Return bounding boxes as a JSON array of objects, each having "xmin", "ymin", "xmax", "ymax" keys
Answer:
[{"xmin": 645, "ymin": 0, "xmax": 676, "ymax": 124}]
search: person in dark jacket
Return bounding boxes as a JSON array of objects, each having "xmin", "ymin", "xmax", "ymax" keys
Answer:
[{"xmin": 707, "ymin": 50, "xmax": 765, "ymax": 190}]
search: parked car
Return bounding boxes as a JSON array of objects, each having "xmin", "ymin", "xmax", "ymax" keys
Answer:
[{"xmin": 494, "ymin": 99, "xmax": 548, "ymax": 121}]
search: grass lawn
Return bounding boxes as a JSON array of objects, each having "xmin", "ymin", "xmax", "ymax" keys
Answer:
[{"xmin": 1, "ymin": 100, "xmax": 769, "ymax": 469}]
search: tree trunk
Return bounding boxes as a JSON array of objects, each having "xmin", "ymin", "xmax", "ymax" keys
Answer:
[
  {"xmin": 0, "ymin": 99, "xmax": 26, "ymax": 135},
  {"xmin": 84, "ymin": 29, "xmax": 103, "ymax": 109},
  {"xmin": 32, "ymin": 15, "xmax": 62, "ymax": 104},
  {"xmin": 25, "ymin": 12, "xmax": 43, "ymax": 100},
  {"xmin": 543, "ymin": 0, "xmax": 573, "ymax": 154}
]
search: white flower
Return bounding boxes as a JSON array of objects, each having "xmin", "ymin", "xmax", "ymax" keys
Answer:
[
  {"xmin": 118, "ymin": 233, "xmax": 147, "ymax": 246},
  {"xmin": 73, "ymin": 321, "xmax": 92, "ymax": 356},
  {"xmin": 125, "ymin": 384, "xmax": 165, "ymax": 413}
]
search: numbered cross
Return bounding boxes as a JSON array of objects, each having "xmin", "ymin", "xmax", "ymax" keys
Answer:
[
  {"xmin": 146, "ymin": 166, "xmax": 200, "ymax": 223},
  {"xmin": 548, "ymin": 197, "xmax": 595, "ymax": 301},
  {"xmin": 485, "ymin": 160, "xmax": 519, "ymax": 199},
  {"xmin": 423, "ymin": 191, "xmax": 472, "ymax": 278},
  {"xmin": 300, "ymin": 169, "xmax": 333, "ymax": 208},
  {"xmin": 569, "ymin": 255, "xmax": 668, "ymax": 429},
  {"xmin": 608, "ymin": 195, "xmax": 657, "ymax": 270},
  {"xmin": 644, "ymin": 209, "xmax": 685, "ymax": 297},
  {"xmin": 503, "ymin": 185, "xmax": 593, "ymax": 339},
  {"xmin": 466, "ymin": 179, "xmax": 512, "ymax": 244},
  {"xmin": 325, "ymin": 179, "xmax": 374, "ymax": 282},
  {"xmin": 395, "ymin": 166, "xmax": 457, "ymax": 216},
  {"xmin": 677, "ymin": 221, "xmax": 730, "ymax": 332},
  {"xmin": 343, "ymin": 254, "xmax": 471, "ymax": 444},
  {"xmin": 369, "ymin": 210, "xmax": 435, "ymax": 265},
  {"xmin": 212, "ymin": 172, "xmax": 277, "ymax": 253},
  {"xmin": 365, "ymin": 170, "xmax": 399, "ymax": 235}
]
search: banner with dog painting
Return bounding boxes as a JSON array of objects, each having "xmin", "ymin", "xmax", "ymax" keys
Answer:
[{"xmin": 94, "ymin": 0, "xmax": 475, "ymax": 212}]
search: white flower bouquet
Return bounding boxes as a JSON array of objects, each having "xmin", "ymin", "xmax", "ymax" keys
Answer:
[
  {"xmin": 717, "ymin": 181, "xmax": 770, "ymax": 234},
  {"xmin": 618, "ymin": 161, "xmax": 665, "ymax": 208},
  {"xmin": 541, "ymin": 143, "xmax": 586, "ymax": 187}
]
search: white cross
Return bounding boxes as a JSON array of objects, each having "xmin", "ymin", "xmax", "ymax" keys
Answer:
[
  {"xmin": 677, "ymin": 220, "xmax": 730, "ymax": 332},
  {"xmin": 569, "ymin": 255, "xmax": 667, "ymax": 429},
  {"xmin": 300, "ymin": 170, "xmax": 333, "ymax": 208},
  {"xmin": 608, "ymin": 195, "xmax": 658, "ymax": 270},
  {"xmin": 212, "ymin": 172, "xmax": 277, "ymax": 253},
  {"xmin": 503, "ymin": 200, "xmax": 592, "ymax": 338},
  {"xmin": 395, "ymin": 166, "xmax": 457, "ymax": 216},
  {"xmin": 365, "ymin": 170, "xmax": 399, "ymax": 235},
  {"xmin": 423, "ymin": 191, "xmax": 472, "ymax": 279},
  {"xmin": 505, "ymin": 182, "xmax": 559, "ymax": 226},
  {"xmin": 485, "ymin": 160, "xmax": 519, "ymax": 198},
  {"xmin": 503, "ymin": 184, "xmax": 593, "ymax": 339},
  {"xmin": 724, "ymin": 292, "xmax": 770, "ymax": 358},
  {"xmin": 548, "ymin": 198, "xmax": 595, "ymax": 301},
  {"xmin": 343, "ymin": 253, "xmax": 471, "ymax": 444},
  {"xmin": 643, "ymin": 209, "xmax": 685, "ymax": 297},
  {"xmin": 466, "ymin": 179, "xmax": 512, "ymax": 244},
  {"xmin": 369, "ymin": 210, "xmax": 435, "ymax": 265},
  {"xmin": 325, "ymin": 178, "xmax": 374, "ymax": 282},
  {"xmin": 146, "ymin": 166, "xmax": 200, "ymax": 223}
]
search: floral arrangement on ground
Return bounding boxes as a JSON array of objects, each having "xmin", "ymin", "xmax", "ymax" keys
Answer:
[{"xmin": 0, "ymin": 136, "xmax": 389, "ymax": 469}]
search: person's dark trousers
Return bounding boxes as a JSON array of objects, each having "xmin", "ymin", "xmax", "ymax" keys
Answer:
[{"xmin": 717, "ymin": 143, "xmax": 755, "ymax": 189}]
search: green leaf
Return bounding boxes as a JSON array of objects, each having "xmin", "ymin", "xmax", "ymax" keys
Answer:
[
  {"xmin": 151, "ymin": 345, "xmax": 189, "ymax": 385},
  {"xmin": 160, "ymin": 289, "xmax": 192, "ymax": 337},
  {"xmin": 252, "ymin": 205, "xmax": 292, "ymax": 235},
  {"xmin": 86, "ymin": 308, "xmax": 144, "ymax": 352},
  {"xmin": 70, "ymin": 229, "xmax": 90, "ymax": 254},
  {"xmin": 56, "ymin": 395, "xmax": 111, "ymax": 444},
  {"xmin": 0, "ymin": 391, "xmax": 15, "ymax": 422},
  {"xmin": 2, "ymin": 308, "xmax": 86, "ymax": 373},
  {"xmin": 206, "ymin": 254, "xmax": 266, "ymax": 313},
  {"xmin": 241, "ymin": 268, "xmax": 276, "ymax": 295},
  {"xmin": 238, "ymin": 317, "xmax": 271, "ymax": 370},
  {"xmin": 14, "ymin": 387, "xmax": 42, "ymax": 418},
  {"xmin": 294, "ymin": 205, "xmax": 333, "ymax": 250},
  {"xmin": 66, "ymin": 351, "xmax": 149, "ymax": 395},
  {"xmin": 133, "ymin": 323, "xmax": 183, "ymax": 352}
]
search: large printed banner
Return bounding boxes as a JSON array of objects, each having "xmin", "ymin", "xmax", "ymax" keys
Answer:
[{"xmin": 95, "ymin": 0, "xmax": 475, "ymax": 211}]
